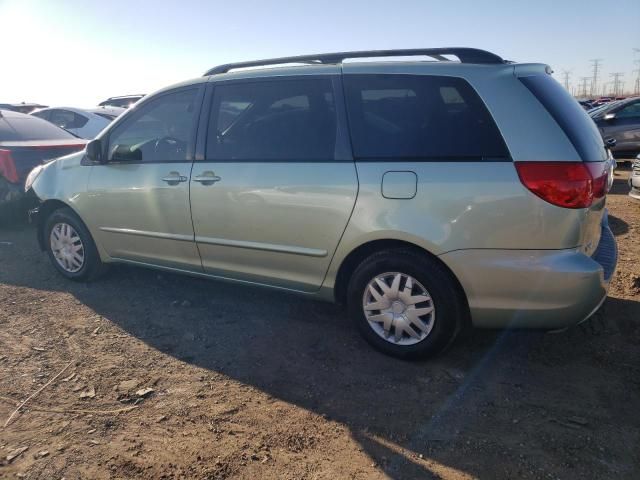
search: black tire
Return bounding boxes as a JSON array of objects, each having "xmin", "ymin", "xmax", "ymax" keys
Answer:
[
  {"xmin": 347, "ymin": 248, "xmax": 464, "ymax": 360},
  {"xmin": 44, "ymin": 207, "xmax": 106, "ymax": 281}
]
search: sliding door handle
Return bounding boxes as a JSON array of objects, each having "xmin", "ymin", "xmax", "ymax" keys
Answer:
[{"xmin": 193, "ymin": 171, "xmax": 221, "ymax": 185}]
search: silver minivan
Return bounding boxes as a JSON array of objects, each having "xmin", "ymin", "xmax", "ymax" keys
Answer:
[{"xmin": 25, "ymin": 48, "xmax": 617, "ymax": 358}]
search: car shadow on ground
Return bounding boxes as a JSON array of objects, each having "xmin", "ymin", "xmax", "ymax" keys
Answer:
[
  {"xmin": 610, "ymin": 165, "xmax": 632, "ymax": 196},
  {"xmin": 609, "ymin": 214, "xmax": 629, "ymax": 236},
  {"xmin": 1, "ymin": 223, "xmax": 639, "ymax": 478}
]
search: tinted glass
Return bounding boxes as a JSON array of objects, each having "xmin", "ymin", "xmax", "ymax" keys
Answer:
[
  {"xmin": 50, "ymin": 110, "xmax": 89, "ymax": 130},
  {"xmin": 520, "ymin": 75, "xmax": 607, "ymax": 162},
  {"xmin": 0, "ymin": 114, "xmax": 77, "ymax": 141},
  {"xmin": 206, "ymin": 78, "xmax": 337, "ymax": 161},
  {"xmin": 616, "ymin": 101, "xmax": 640, "ymax": 119},
  {"xmin": 107, "ymin": 89, "xmax": 197, "ymax": 162},
  {"xmin": 343, "ymin": 74, "xmax": 508, "ymax": 160}
]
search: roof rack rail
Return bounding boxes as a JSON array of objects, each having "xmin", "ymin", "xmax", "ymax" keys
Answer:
[{"xmin": 203, "ymin": 48, "xmax": 504, "ymax": 76}]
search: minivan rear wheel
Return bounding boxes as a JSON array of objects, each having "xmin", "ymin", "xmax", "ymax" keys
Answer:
[
  {"xmin": 44, "ymin": 208, "xmax": 106, "ymax": 281},
  {"xmin": 347, "ymin": 249, "xmax": 462, "ymax": 359}
]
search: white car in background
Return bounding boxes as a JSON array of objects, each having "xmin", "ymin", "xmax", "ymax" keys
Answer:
[
  {"xmin": 630, "ymin": 155, "xmax": 640, "ymax": 200},
  {"xmin": 30, "ymin": 106, "xmax": 126, "ymax": 139}
]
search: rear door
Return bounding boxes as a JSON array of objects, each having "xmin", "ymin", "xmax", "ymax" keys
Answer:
[{"xmin": 190, "ymin": 74, "xmax": 357, "ymax": 292}]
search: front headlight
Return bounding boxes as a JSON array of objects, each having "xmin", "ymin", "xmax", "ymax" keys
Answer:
[{"xmin": 24, "ymin": 164, "xmax": 44, "ymax": 192}]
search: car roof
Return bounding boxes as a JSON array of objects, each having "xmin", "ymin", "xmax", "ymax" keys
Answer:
[{"xmin": 103, "ymin": 94, "xmax": 145, "ymax": 100}]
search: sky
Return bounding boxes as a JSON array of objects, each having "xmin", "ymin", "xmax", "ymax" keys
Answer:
[{"xmin": 1, "ymin": 0, "xmax": 639, "ymax": 106}]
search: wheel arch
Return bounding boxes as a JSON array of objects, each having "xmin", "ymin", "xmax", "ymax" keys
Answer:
[
  {"xmin": 37, "ymin": 200, "xmax": 84, "ymax": 251},
  {"xmin": 332, "ymin": 238, "xmax": 471, "ymax": 326}
]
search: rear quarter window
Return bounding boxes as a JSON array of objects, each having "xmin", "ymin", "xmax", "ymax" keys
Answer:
[
  {"xmin": 519, "ymin": 75, "xmax": 607, "ymax": 162},
  {"xmin": 343, "ymin": 74, "xmax": 509, "ymax": 160}
]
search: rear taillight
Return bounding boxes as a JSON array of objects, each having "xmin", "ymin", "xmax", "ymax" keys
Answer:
[
  {"xmin": 0, "ymin": 149, "xmax": 19, "ymax": 184},
  {"xmin": 515, "ymin": 161, "xmax": 607, "ymax": 209},
  {"xmin": 585, "ymin": 161, "xmax": 608, "ymax": 198}
]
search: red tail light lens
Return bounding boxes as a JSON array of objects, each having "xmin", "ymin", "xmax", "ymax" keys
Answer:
[
  {"xmin": 585, "ymin": 162, "xmax": 608, "ymax": 199},
  {"xmin": 515, "ymin": 161, "xmax": 607, "ymax": 209},
  {"xmin": 0, "ymin": 149, "xmax": 19, "ymax": 184}
]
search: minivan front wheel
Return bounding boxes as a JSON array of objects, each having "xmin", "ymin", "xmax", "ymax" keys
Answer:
[
  {"xmin": 347, "ymin": 249, "xmax": 462, "ymax": 359},
  {"xmin": 45, "ymin": 208, "xmax": 105, "ymax": 281}
]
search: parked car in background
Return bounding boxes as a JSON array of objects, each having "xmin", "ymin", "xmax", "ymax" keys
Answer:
[
  {"xmin": 591, "ymin": 97, "xmax": 640, "ymax": 161},
  {"xmin": 588, "ymin": 100, "xmax": 622, "ymax": 116},
  {"xmin": 31, "ymin": 106, "xmax": 126, "ymax": 139},
  {"xmin": 0, "ymin": 110, "xmax": 86, "ymax": 221},
  {"xmin": 98, "ymin": 95, "xmax": 145, "ymax": 108},
  {"xmin": 579, "ymin": 100, "xmax": 595, "ymax": 110},
  {"xmin": 630, "ymin": 154, "xmax": 640, "ymax": 200},
  {"xmin": 0, "ymin": 102, "xmax": 49, "ymax": 114},
  {"xmin": 27, "ymin": 48, "xmax": 617, "ymax": 359}
]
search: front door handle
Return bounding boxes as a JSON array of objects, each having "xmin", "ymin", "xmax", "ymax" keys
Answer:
[
  {"xmin": 162, "ymin": 171, "xmax": 188, "ymax": 185},
  {"xmin": 193, "ymin": 171, "xmax": 221, "ymax": 186}
]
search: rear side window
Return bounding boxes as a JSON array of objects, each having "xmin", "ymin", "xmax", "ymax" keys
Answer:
[
  {"xmin": 519, "ymin": 75, "xmax": 607, "ymax": 162},
  {"xmin": 49, "ymin": 109, "xmax": 89, "ymax": 130},
  {"xmin": 343, "ymin": 74, "xmax": 509, "ymax": 160},
  {"xmin": 206, "ymin": 78, "xmax": 337, "ymax": 161},
  {"xmin": 0, "ymin": 115, "xmax": 76, "ymax": 141}
]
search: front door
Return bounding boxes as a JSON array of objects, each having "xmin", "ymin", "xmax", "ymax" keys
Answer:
[
  {"xmin": 85, "ymin": 87, "xmax": 202, "ymax": 271},
  {"xmin": 190, "ymin": 76, "xmax": 358, "ymax": 292}
]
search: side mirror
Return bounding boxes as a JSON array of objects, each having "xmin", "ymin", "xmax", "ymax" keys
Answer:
[
  {"xmin": 603, "ymin": 113, "xmax": 616, "ymax": 121},
  {"xmin": 86, "ymin": 139, "xmax": 105, "ymax": 163},
  {"xmin": 605, "ymin": 137, "xmax": 617, "ymax": 149}
]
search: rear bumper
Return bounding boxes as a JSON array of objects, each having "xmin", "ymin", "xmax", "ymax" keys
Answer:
[{"xmin": 440, "ymin": 214, "xmax": 617, "ymax": 329}]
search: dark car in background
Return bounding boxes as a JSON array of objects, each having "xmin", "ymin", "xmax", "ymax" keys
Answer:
[
  {"xmin": 591, "ymin": 97, "xmax": 640, "ymax": 161},
  {"xmin": 579, "ymin": 100, "xmax": 595, "ymax": 110},
  {"xmin": 0, "ymin": 110, "xmax": 86, "ymax": 222},
  {"xmin": 98, "ymin": 95, "xmax": 145, "ymax": 108}
]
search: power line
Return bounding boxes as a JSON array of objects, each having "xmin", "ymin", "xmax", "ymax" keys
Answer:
[
  {"xmin": 561, "ymin": 70, "xmax": 571, "ymax": 90},
  {"xmin": 590, "ymin": 59, "xmax": 603, "ymax": 97},
  {"xmin": 610, "ymin": 72, "xmax": 624, "ymax": 97},
  {"xmin": 633, "ymin": 48, "xmax": 640, "ymax": 95},
  {"xmin": 578, "ymin": 77, "xmax": 590, "ymax": 98}
]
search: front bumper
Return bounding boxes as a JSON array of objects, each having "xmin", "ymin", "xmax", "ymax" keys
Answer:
[
  {"xmin": 0, "ymin": 177, "xmax": 26, "ymax": 218},
  {"xmin": 440, "ymin": 214, "xmax": 617, "ymax": 329}
]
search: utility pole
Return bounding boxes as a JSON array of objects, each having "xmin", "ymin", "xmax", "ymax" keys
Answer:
[
  {"xmin": 561, "ymin": 70, "xmax": 571, "ymax": 91},
  {"xmin": 590, "ymin": 59, "xmax": 603, "ymax": 97},
  {"xmin": 579, "ymin": 77, "xmax": 590, "ymax": 98},
  {"xmin": 633, "ymin": 48, "xmax": 640, "ymax": 95},
  {"xmin": 610, "ymin": 72, "xmax": 624, "ymax": 97}
]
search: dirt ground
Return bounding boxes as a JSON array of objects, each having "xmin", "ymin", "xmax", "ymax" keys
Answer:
[{"xmin": 0, "ymin": 168, "xmax": 638, "ymax": 480}]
